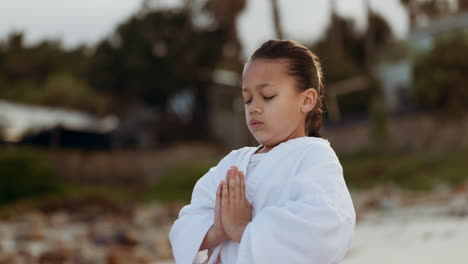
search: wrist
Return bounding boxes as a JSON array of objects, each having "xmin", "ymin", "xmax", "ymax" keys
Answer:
[
  {"xmin": 213, "ymin": 226, "xmax": 227, "ymax": 243},
  {"xmin": 232, "ymin": 222, "xmax": 249, "ymax": 243},
  {"xmin": 200, "ymin": 225, "xmax": 225, "ymax": 251}
]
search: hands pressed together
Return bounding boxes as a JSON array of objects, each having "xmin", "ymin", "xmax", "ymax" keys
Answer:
[{"xmin": 212, "ymin": 166, "xmax": 253, "ymax": 243}]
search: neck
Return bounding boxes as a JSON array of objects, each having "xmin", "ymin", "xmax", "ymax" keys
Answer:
[
  {"xmin": 257, "ymin": 133, "xmax": 308, "ymax": 154},
  {"xmin": 255, "ymin": 146, "xmax": 269, "ymax": 154}
]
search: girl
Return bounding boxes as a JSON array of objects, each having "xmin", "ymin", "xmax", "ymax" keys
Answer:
[{"xmin": 169, "ymin": 40, "xmax": 355, "ymax": 264}]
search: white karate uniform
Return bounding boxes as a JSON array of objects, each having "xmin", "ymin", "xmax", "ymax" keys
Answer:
[{"xmin": 169, "ymin": 136, "xmax": 356, "ymax": 264}]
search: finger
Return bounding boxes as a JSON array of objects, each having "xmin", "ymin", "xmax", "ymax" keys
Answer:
[
  {"xmin": 215, "ymin": 187, "xmax": 220, "ymax": 222},
  {"xmin": 246, "ymin": 198, "xmax": 252, "ymax": 209},
  {"xmin": 216, "ymin": 182, "xmax": 221, "ymax": 214},
  {"xmin": 244, "ymin": 198, "xmax": 251, "ymax": 210},
  {"xmin": 226, "ymin": 168, "xmax": 231, "ymax": 181},
  {"xmin": 221, "ymin": 180, "xmax": 228, "ymax": 209},
  {"xmin": 229, "ymin": 171, "xmax": 236, "ymax": 207},
  {"xmin": 235, "ymin": 170, "xmax": 241, "ymax": 206},
  {"xmin": 227, "ymin": 167, "xmax": 232, "ymax": 185},
  {"xmin": 239, "ymin": 171, "xmax": 246, "ymax": 202},
  {"xmin": 228, "ymin": 166, "xmax": 238, "ymax": 181}
]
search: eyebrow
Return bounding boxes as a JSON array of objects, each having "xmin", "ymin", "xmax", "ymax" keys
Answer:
[{"xmin": 242, "ymin": 82, "xmax": 272, "ymax": 92}]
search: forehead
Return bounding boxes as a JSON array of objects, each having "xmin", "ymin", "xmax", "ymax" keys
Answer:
[{"xmin": 242, "ymin": 59, "xmax": 292, "ymax": 90}]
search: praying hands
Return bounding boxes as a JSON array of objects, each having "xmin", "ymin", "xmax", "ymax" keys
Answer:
[
  {"xmin": 200, "ymin": 166, "xmax": 253, "ymax": 251},
  {"xmin": 219, "ymin": 166, "xmax": 253, "ymax": 243}
]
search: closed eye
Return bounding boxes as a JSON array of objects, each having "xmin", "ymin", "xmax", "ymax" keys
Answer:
[{"xmin": 244, "ymin": 96, "xmax": 275, "ymax": 105}]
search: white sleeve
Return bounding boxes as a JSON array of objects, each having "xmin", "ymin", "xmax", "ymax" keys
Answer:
[
  {"xmin": 169, "ymin": 154, "xmax": 229, "ymax": 264},
  {"xmin": 236, "ymin": 157, "xmax": 356, "ymax": 264}
]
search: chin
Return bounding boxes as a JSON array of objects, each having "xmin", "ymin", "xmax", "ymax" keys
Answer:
[
  {"xmin": 251, "ymin": 133, "xmax": 265, "ymax": 145},
  {"xmin": 253, "ymin": 133, "xmax": 274, "ymax": 147}
]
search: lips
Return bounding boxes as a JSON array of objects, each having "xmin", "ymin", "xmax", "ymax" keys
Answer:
[{"xmin": 249, "ymin": 119, "xmax": 264, "ymax": 128}]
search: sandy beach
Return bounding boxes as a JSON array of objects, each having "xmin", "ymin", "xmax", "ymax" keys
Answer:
[
  {"xmin": 343, "ymin": 184, "xmax": 468, "ymax": 264},
  {"xmin": 0, "ymin": 183, "xmax": 466, "ymax": 263},
  {"xmin": 343, "ymin": 205, "xmax": 468, "ymax": 263}
]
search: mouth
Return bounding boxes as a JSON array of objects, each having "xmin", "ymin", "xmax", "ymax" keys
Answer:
[{"xmin": 249, "ymin": 120, "xmax": 264, "ymax": 129}]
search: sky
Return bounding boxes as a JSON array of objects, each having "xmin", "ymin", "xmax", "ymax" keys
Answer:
[
  {"xmin": 0, "ymin": 0, "xmax": 408, "ymax": 58},
  {"xmin": 238, "ymin": 0, "xmax": 408, "ymax": 57}
]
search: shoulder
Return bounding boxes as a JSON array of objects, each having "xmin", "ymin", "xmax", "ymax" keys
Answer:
[
  {"xmin": 228, "ymin": 145, "xmax": 256, "ymax": 156},
  {"xmin": 216, "ymin": 146, "xmax": 255, "ymax": 166},
  {"xmin": 293, "ymin": 138, "xmax": 354, "ymax": 221},
  {"xmin": 302, "ymin": 136, "xmax": 333, "ymax": 150},
  {"xmin": 292, "ymin": 138, "xmax": 345, "ymax": 198},
  {"xmin": 298, "ymin": 137, "xmax": 340, "ymax": 165}
]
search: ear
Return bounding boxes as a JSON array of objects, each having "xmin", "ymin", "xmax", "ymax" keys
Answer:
[{"xmin": 301, "ymin": 88, "xmax": 317, "ymax": 113}]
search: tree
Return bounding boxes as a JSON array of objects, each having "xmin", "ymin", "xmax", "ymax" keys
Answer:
[
  {"xmin": 413, "ymin": 30, "xmax": 468, "ymax": 116},
  {"xmin": 0, "ymin": 116, "xmax": 6, "ymax": 141},
  {"xmin": 205, "ymin": 0, "xmax": 246, "ymax": 63},
  {"xmin": 270, "ymin": 0, "xmax": 284, "ymax": 39},
  {"xmin": 39, "ymin": 73, "xmax": 110, "ymax": 114},
  {"xmin": 400, "ymin": 0, "xmax": 456, "ymax": 28},
  {"xmin": 313, "ymin": 11, "xmax": 394, "ymax": 82},
  {"xmin": 0, "ymin": 33, "xmax": 105, "ymax": 114},
  {"xmin": 313, "ymin": 7, "xmax": 394, "ymax": 150},
  {"xmin": 88, "ymin": 8, "xmax": 227, "ymax": 139},
  {"xmin": 0, "ymin": 33, "xmax": 90, "ymax": 84},
  {"xmin": 460, "ymin": 0, "xmax": 468, "ymax": 10}
]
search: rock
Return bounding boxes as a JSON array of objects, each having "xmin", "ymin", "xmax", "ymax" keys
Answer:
[
  {"xmin": 1, "ymin": 202, "xmax": 179, "ymax": 264},
  {"xmin": 16, "ymin": 223, "xmax": 46, "ymax": 241},
  {"xmin": 105, "ymin": 246, "xmax": 133, "ymax": 264},
  {"xmin": 114, "ymin": 229, "xmax": 139, "ymax": 246},
  {"xmin": 49, "ymin": 211, "xmax": 70, "ymax": 228},
  {"xmin": 39, "ymin": 249, "xmax": 68, "ymax": 264},
  {"xmin": 447, "ymin": 195, "xmax": 468, "ymax": 217}
]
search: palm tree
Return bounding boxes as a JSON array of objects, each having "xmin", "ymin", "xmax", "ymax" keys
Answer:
[
  {"xmin": 400, "ymin": 0, "xmax": 419, "ymax": 28},
  {"xmin": 401, "ymin": 0, "xmax": 456, "ymax": 28},
  {"xmin": 270, "ymin": 0, "xmax": 284, "ymax": 39},
  {"xmin": 205, "ymin": 0, "xmax": 246, "ymax": 63},
  {"xmin": 363, "ymin": 0, "xmax": 375, "ymax": 69},
  {"xmin": 329, "ymin": 0, "xmax": 344, "ymax": 60},
  {"xmin": 460, "ymin": 0, "xmax": 468, "ymax": 10}
]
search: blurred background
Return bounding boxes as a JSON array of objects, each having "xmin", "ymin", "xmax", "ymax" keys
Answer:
[{"xmin": 0, "ymin": 0, "xmax": 467, "ymax": 263}]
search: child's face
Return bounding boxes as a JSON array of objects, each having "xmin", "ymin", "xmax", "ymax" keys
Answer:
[{"xmin": 242, "ymin": 59, "xmax": 311, "ymax": 148}]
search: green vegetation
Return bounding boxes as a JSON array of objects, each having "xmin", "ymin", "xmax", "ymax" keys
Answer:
[
  {"xmin": 144, "ymin": 148, "xmax": 468, "ymax": 204},
  {"xmin": 1, "ymin": 147, "xmax": 466, "ymax": 216},
  {"xmin": 142, "ymin": 159, "xmax": 217, "ymax": 203},
  {"xmin": 413, "ymin": 30, "xmax": 468, "ymax": 117},
  {"xmin": 340, "ymin": 148, "xmax": 468, "ymax": 191},
  {"xmin": 0, "ymin": 147, "xmax": 218, "ymax": 212},
  {"xmin": 0, "ymin": 149, "xmax": 61, "ymax": 204},
  {"xmin": 0, "ymin": 183, "xmax": 134, "ymax": 219},
  {"xmin": 0, "ymin": 148, "xmax": 134, "ymax": 218}
]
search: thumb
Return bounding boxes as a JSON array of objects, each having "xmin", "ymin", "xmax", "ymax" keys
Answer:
[
  {"xmin": 245, "ymin": 198, "xmax": 252, "ymax": 209},
  {"xmin": 216, "ymin": 182, "xmax": 222, "ymax": 214}
]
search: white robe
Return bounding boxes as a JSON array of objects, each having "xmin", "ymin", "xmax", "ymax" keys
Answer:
[{"xmin": 169, "ymin": 136, "xmax": 356, "ymax": 264}]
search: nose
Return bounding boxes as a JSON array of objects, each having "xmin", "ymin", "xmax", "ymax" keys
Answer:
[{"xmin": 247, "ymin": 98, "xmax": 261, "ymax": 115}]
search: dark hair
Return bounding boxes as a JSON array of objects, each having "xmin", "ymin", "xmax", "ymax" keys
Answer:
[{"xmin": 247, "ymin": 39, "xmax": 325, "ymax": 138}]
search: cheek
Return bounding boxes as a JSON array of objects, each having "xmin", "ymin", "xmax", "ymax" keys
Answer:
[{"xmin": 271, "ymin": 97, "xmax": 301, "ymax": 118}]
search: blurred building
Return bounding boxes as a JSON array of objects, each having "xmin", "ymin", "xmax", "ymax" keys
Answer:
[
  {"xmin": 0, "ymin": 99, "xmax": 118, "ymax": 149},
  {"xmin": 109, "ymin": 103, "xmax": 159, "ymax": 150},
  {"xmin": 377, "ymin": 11, "xmax": 468, "ymax": 113}
]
